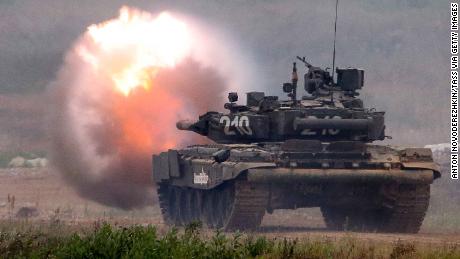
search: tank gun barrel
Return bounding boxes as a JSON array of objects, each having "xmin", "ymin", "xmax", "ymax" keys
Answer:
[
  {"xmin": 176, "ymin": 120, "xmax": 196, "ymax": 130},
  {"xmin": 176, "ymin": 118, "xmax": 209, "ymax": 136}
]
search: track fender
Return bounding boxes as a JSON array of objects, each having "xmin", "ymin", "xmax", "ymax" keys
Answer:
[
  {"xmin": 190, "ymin": 161, "xmax": 275, "ymax": 189},
  {"xmin": 153, "ymin": 149, "xmax": 276, "ymax": 188},
  {"xmin": 401, "ymin": 162, "xmax": 441, "ymax": 179}
]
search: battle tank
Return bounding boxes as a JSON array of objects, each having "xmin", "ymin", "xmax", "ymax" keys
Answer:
[{"xmin": 153, "ymin": 57, "xmax": 440, "ymax": 233}]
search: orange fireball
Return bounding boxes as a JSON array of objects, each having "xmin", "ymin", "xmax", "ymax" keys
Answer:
[
  {"xmin": 72, "ymin": 6, "xmax": 198, "ymax": 154},
  {"xmin": 78, "ymin": 6, "xmax": 192, "ymax": 96}
]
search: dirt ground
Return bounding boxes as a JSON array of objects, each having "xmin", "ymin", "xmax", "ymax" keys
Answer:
[{"xmin": 0, "ymin": 167, "xmax": 459, "ymax": 246}]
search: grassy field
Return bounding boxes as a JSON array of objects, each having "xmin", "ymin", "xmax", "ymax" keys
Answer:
[{"xmin": 0, "ymin": 221, "xmax": 459, "ymax": 259}]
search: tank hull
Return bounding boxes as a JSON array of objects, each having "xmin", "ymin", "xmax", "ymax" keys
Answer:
[{"xmin": 153, "ymin": 143, "xmax": 439, "ymax": 232}]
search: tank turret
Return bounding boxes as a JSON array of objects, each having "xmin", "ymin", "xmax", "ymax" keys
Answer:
[{"xmin": 176, "ymin": 58, "xmax": 385, "ymax": 144}]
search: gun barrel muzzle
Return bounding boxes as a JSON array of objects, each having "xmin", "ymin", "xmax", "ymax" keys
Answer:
[{"xmin": 176, "ymin": 120, "xmax": 195, "ymax": 130}]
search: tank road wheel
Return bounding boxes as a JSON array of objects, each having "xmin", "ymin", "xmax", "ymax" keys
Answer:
[
  {"xmin": 177, "ymin": 188, "xmax": 190, "ymax": 225},
  {"xmin": 159, "ymin": 178, "xmax": 268, "ymax": 231},
  {"xmin": 203, "ymin": 189, "xmax": 217, "ymax": 228},
  {"xmin": 157, "ymin": 184, "xmax": 196, "ymax": 226},
  {"xmin": 201, "ymin": 182, "xmax": 233, "ymax": 228},
  {"xmin": 177, "ymin": 188, "xmax": 202, "ymax": 225},
  {"xmin": 171, "ymin": 187, "xmax": 185, "ymax": 225},
  {"xmin": 211, "ymin": 188, "xmax": 225, "ymax": 228},
  {"xmin": 219, "ymin": 182, "xmax": 236, "ymax": 228},
  {"xmin": 210, "ymin": 181, "xmax": 236, "ymax": 228},
  {"xmin": 187, "ymin": 189, "xmax": 202, "ymax": 223},
  {"xmin": 379, "ymin": 184, "xmax": 430, "ymax": 233}
]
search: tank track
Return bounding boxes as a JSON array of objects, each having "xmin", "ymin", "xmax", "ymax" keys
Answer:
[
  {"xmin": 380, "ymin": 183, "xmax": 430, "ymax": 233},
  {"xmin": 224, "ymin": 179, "xmax": 268, "ymax": 230},
  {"xmin": 157, "ymin": 177, "xmax": 269, "ymax": 231},
  {"xmin": 321, "ymin": 183, "xmax": 430, "ymax": 233}
]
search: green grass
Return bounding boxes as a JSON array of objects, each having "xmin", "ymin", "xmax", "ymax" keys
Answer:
[{"xmin": 0, "ymin": 222, "xmax": 459, "ymax": 259}]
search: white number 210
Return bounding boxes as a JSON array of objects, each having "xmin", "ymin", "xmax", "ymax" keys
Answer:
[{"xmin": 219, "ymin": 115, "xmax": 253, "ymax": 136}]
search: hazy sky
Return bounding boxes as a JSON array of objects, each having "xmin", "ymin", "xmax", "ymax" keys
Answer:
[{"xmin": 0, "ymin": 0, "xmax": 450, "ymax": 145}]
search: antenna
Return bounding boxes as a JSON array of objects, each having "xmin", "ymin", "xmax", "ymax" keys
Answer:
[{"xmin": 332, "ymin": 0, "xmax": 339, "ymax": 83}]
